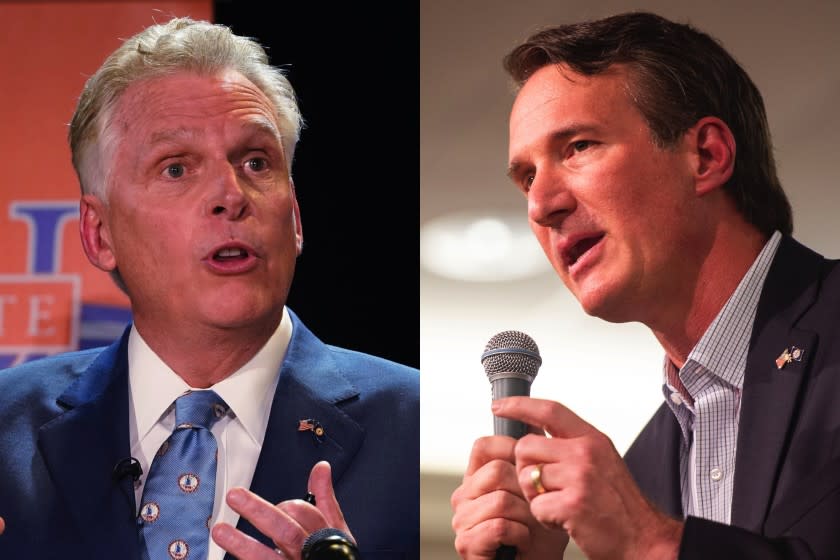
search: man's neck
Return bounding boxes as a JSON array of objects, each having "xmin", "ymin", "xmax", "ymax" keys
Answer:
[
  {"xmin": 651, "ymin": 225, "xmax": 769, "ymax": 369},
  {"xmin": 131, "ymin": 313, "xmax": 283, "ymax": 388}
]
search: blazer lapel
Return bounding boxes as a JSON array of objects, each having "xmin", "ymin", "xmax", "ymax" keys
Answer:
[
  {"xmin": 731, "ymin": 238, "xmax": 820, "ymax": 530},
  {"xmin": 624, "ymin": 404, "xmax": 683, "ymax": 519},
  {"xmin": 231, "ymin": 314, "xmax": 364, "ymax": 550},
  {"xmin": 37, "ymin": 329, "xmax": 140, "ymax": 558},
  {"xmin": 651, "ymin": 407, "xmax": 683, "ymax": 518}
]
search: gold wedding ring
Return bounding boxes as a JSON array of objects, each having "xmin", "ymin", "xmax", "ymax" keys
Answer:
[{"xmin": 530, "ymin": 463, "xmax": 546, "ymax": 494}]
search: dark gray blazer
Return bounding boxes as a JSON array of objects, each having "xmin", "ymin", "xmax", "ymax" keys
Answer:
[{"xmin": 625, "ymin": 236, "xmax": 840, "ymax": 559}]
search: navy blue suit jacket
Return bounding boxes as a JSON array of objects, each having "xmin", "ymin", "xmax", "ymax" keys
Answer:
[
  {"xmin": 0, "ymin": 309, "xmax": 419, "ymax": 559},
  {"xmin": 625, "ymin": 236, "xmax": 840, "ymax": 559}
]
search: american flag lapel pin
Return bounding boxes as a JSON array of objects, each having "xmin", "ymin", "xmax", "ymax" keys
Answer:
[
  {"xmin": 297, "ymin": 418, "xmax": 326, "ymax": 442},
  {"xmin": 775, "ymin": 348, "xmax": 791, "ymax": 369},
  {"xmin": 776, "ymin": 346, "xmax": 804, "ymax": 370}
]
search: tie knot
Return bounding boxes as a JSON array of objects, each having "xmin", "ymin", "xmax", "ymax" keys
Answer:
[{"xmin": 174, "ymin": 390, "xmax": 228, "ymax": 430}]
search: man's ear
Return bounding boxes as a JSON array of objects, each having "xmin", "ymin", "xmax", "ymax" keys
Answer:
[
  {"xmin": 688, "ymin": 116, "xmax": 736, "ymax": 196},
  {"xmin": 290, "ymin": 179, "xmax": 303, "ymax": 255},
  {"xmin": 79, "ymin": 194, "xmax": 117, "ymax": 272}
]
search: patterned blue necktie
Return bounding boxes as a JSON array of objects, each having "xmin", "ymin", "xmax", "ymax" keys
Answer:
[{"xmin": 139, "ymin": 390, "xmax": 229, "ymax": 560}]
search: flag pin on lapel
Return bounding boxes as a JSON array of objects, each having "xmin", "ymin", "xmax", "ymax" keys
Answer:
[
  {"xmin": 298, "ymin": 418, "xmax": 326, "ymax": 443},
  {"xmin": 775, "ymin": 346, "xmax": 804, "ymax": 370}
]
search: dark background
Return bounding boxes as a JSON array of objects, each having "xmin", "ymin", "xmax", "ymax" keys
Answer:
[{"xmin": 213, "ymin": 2, "xmax": 418, "ymax": 369}]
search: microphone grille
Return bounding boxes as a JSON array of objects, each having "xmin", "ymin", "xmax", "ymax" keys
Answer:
[
  {"xmin": 481, "ymin": 330, "xmax": 542, "ymax": 377},
  {"xmin": 301, "ymin": 527, "xmax": 358, "ymax": 558}
]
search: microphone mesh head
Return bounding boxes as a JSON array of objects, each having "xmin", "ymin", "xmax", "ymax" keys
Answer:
[
  {"xmin": 481, "ymin": 330, "xmax": 542, "ymax": 379},
  {"xmin": 301, "ymin": 527, "xmax": 358, "ymax": 558}
]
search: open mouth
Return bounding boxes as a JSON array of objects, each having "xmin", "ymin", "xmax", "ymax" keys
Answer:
[
  {"xmin": 213, "ymin": 247, "xmax": 250, "ymax": 262},
  {"xmin": 564, "ymin": 234, "xmax": 604, "ymax": 268},
  {"xmin": 204, "ymin": 243, "xmax": 258, "ymax": 274}
]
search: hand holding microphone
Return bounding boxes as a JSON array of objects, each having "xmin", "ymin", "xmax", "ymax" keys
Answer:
[
  {"xmin": 484, "ymin": 344, "xmax": 684, "ymax": 560},
  {"xmin": 481, "ymin": 331, "xmax": 542, "ymax": 560},
  {"xmin": 451, "ymin": 330, "xmax": 570, "ymax": 560}
]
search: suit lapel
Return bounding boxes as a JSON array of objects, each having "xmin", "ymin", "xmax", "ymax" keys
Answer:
[
  {"xmin": 624, "ymin": 404, "xmax": 683, "ymax": 518},
  {"xmin": 231, "ymin": 313, "xmax": 364, "ymax": 550},
  {"xmin": 651, "ymin": 407, "xmax": 683, "ymax": 518},
  {"xmin": 731, "ymin": 238, "xmax": 821, "ymax": 530},
  {"xmin": 37, "ymin": 329, "xmax": 140, "ymax": 558}
]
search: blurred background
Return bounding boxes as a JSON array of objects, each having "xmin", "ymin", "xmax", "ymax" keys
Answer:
[{"xmin": 420, "ymin": 1, "xmax": 840, "ymax": 558}]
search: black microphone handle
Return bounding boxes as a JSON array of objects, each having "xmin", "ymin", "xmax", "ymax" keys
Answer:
[{"xmin": 491, "ymin": 376, "xmax": 532, "ymax": 440}]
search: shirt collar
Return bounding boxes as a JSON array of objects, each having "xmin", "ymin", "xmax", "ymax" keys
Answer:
[
  {"xmin": 128, "ymin": 307, "xmax": 293, "ymax": 445},
  {"xmin": 662, "ymin": 230, "xmax": 782, "ymax": 400}
]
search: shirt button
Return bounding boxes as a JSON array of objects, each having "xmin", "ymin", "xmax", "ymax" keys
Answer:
[
  {"xmin": 669, "ymin": 392, "xmax": 683, "ymax": 405},
  {"xmin": 710, "ymin": 468, "xmax": 723, "ymax": 481}
]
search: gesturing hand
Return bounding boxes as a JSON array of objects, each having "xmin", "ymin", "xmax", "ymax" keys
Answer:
[{"xmin": 212, "ymin": 461, "xmax": 354, "ymax": 559}]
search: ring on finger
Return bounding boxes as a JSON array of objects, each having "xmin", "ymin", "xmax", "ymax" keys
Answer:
[{"xmin": 531, "ymin": 463, "xmax": 547, "ymax": 495}]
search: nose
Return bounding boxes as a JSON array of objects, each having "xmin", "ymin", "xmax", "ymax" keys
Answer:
[
  {"xmin": 206, "ymin": 164, "xmax": 250, "ymax": 220},
  {"xmin": 527, "ymin": 169, "xmax": 575, "ymax": 228}
]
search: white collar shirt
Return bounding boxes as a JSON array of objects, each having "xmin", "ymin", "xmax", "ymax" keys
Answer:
[{"xmin": 128, "ymin": 308, "xmax": 292, "ymax": 560}]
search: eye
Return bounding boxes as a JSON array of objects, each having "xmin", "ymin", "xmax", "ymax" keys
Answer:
[
  {"xmin": 165, "ymin": 163, "xmax": 185, "ymax": 179},
  {"xmin": 524, "ymin": 175, "xmax": 535, "ymax": 191},
  {"xmin": 512, "ymin": 173, "xmax": 534, "ymax": 194},
  {"xmin": 571, "ymin": 140, "xmax": 592, "ymax": 153},
  {"xmin": 245, "ymin": 157, "xmax": 269, "ymax": 172}
]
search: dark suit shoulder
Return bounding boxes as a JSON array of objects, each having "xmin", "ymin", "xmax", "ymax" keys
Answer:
[
  {"xmin": 285, "ymin": 307, "xmax": 418, "ymax": 397},
  {"xmin": 326, "ymin": 344, "xmax": 419, "ymax": 385},
  {"xmin": 323, "ymin": 344, "xmax": 419, "ymax": 434}
]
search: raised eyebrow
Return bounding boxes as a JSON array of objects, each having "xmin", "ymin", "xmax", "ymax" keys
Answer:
[{"xmin": 242, "ymin": 117, "xmax": 283, "ymax": 146}]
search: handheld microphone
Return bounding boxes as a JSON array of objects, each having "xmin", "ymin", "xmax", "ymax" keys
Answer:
[
  {"xmin": 481, "ymin": 330, "xmax": 542, "ymax": 438},
  {"xmin": 301, "ymin": 527, "xmax": 360, "ymax": 559},
  {"xmin": 480, "ymin": 330, "xmax": 542, "ymax": 560}
]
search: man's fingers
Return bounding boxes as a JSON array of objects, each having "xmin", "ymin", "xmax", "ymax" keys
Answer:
[
  {"xmin": 276, "ymin": 500, "xmax": 327, "ymax": 535},
  {"xmin": 461, "ymin": 459, "xmax": 521, "ymax": 499},
  {"xmin": 224, "ymin": 486, "xmax": 309, "ymax": 555},
  {"xmin": 307, "ymin": 461, "xmax": 352, "ymax": 536},
  {"xmin": 465, "ymin": 435, "xmax": 517, "ymax": 475},
  {"xmin": 211, "ymin": 522, "xmax": 285, "ymax": 560},
  {"xmin": 454, "ymin": 517, "xmax": 533, "ymax": 559},
  {"xmin": 492, "ymin": 397, "xmax": 593, "ymax": 438},
  {"xmin": 451, "ymin": 488, "xmax": 533, "ymax": 536},
  {"xmin": 215, "ymin": 462, "xmax": 353, "ymax": 558}
]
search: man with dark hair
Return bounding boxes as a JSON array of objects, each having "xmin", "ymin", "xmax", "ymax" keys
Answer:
[{"xmin": 451, "ymin": 11, "xmax": 840, "ymax": 559}]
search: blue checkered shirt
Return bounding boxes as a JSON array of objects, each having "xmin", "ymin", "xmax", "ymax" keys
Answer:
[{"xmin": 662, "ymin": 231, "xmax": 781, "ymax": 523}]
